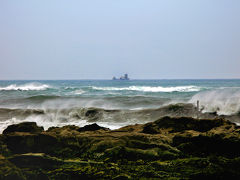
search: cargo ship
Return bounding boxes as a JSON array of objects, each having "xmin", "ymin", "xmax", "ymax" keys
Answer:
[{"xmin": 112, "ymin": 74, "xmax": 129, "ymax": 80}]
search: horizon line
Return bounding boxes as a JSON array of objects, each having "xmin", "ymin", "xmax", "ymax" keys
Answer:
[{"xmin": 0, "ymin": 78, "xmax": 240, "ymax": 81}]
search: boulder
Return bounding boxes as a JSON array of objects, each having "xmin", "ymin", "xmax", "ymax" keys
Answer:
[
  {"xmin": 142, "ymin": 116, "xmax": 230, "ymax": 134},
  {"xmin": 78, "ymin": 123, "xmax": 109, "ymax": 132},
  {"xmin": 0, "ymin": 116, "xmax": 240, "ymax": 179},
  {"xmin": 3, "ymin": 122, "xmax": 43, "ymax": 134}
]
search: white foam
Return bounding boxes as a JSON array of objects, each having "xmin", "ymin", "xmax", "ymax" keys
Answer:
[
  {"xmin": 97, "ymin": 122, "xmax": 130, "ymax": 130},
  {"xmin": 189, "ymin": 88, "xmax": 240, "ymax": 115},
  {"xmin": 0, "ymin": 83, "xmax": 49, "ymax": 91},
  {"xmin": 74, "ymin": 89, "xmax": 85, "ymax": 95},
  {"xmin": 0, "ymin": 109, "xmax": 129, "ymax": 133},
  {"xmin": 92, "ymin": 85, "xmax": 201, "ymax": 92},
  {"xmin": 0, "ymin": 115, "xmax": 90, "ymax": 134}
]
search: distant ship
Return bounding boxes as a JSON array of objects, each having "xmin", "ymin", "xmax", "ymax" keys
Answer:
[{"xmin": 112, "ymin": 74, "xmax": 129, "ymax": 80}]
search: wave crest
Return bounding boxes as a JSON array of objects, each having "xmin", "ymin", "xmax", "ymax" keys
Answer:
[
  {"xmin": 92, "ymin": 85, "xmax": 201, "ymax": 92},
  {"xmin": 74, "ymin": 90, "xmax": 85, "ymax": 95},
  {"xmin": 0, "ymin": 83, "xmax": 50, "ymax": 91},
  {"xmin": 189, "ymin": 88, "xmax": 240, "ymax": 115}
]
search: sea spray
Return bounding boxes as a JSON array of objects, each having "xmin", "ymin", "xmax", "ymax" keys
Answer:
[
  {"xmin": 189, "ymin": 88, "xmax": 240, "ymax": 115},
  {"xmin": 0, "ymin": 103, "xmax": 215, "ymax": 133},
  {"xmin": 1, "ymin": 79, "xmax": 240, "ymax": 132}
]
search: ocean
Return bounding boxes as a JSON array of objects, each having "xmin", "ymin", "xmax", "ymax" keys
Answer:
[{"xmin": 0, "ymin": 79, "xmax": 240, "ymax": 132}]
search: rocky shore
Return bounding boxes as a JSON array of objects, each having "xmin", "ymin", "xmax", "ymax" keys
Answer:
[{"xmin": 1, "ymin": 116, "xmax": 240, "ymax": 179}]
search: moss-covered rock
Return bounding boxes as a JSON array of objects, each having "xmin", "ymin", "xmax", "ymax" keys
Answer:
[
  {"xmin": 0, "ymin": 116, "xmax": 240, "ymax": 179},
  {"xmin": 173, "ymin": 134, "xmax": 240, "ymax": 158},
  {"xmin": 0, "ymin": 155, "xmax": 26, "ymax": 180},
  {"xmin": 8, "ymin": 153, "xmax": 63, "ymax": 168},
  {"xmin": 142, "ymin": 116, "xmax": 231, "ymax": 134},
  {"xmin": 78, "ymin": 123, "xmax": 110, "ymax": 132}
]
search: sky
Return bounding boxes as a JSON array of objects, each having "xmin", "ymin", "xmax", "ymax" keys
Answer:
[{"xmin": 0, "ymin": 0, "xmax": 240, "ymax": 80}]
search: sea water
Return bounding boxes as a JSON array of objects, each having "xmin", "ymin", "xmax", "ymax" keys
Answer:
[{"xmin": 0, "ymin": 79, "xmax": 240, "ymax": 132}]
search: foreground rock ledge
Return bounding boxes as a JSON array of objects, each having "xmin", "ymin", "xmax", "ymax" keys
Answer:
[{"xmin": 1, "ymin": 116, "xmax": 240, "ymax": 179}]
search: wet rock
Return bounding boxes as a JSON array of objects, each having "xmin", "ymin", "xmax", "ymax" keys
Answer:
[
  {"xmin": 142, "ymin": 116, "xmax": 230, "ymax": 134},
  {"xmin": 3, "ymin": 122, "xmax": 43, "ymax": 134},
  {"xmin": 0, "ymin": 116, "xmax": 240, "ymax": 179},
  {"xmin": 78, "ymin": 123, "xmax": 109, "ymax": 132}
]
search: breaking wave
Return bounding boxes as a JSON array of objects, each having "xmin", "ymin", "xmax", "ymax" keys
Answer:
[
  {"xmin": 74, "ymin": 89, "xmax": 85, "ymax": 95},
  {"xmin": 92, "ymin": 85, "xmax": 201, "ymax": 92},
  {"xmin": 0, "ymin": 104, "xmax": 199, "ymax": 133},
  {"xmin": 189, "ymin": 88, "xmax": 240, "ymax": 115},
  {"xmin": 1, "ymin": 101, "xmax": 240, "ymax": 133},
  {"xmin": 0, "ymin": 83, "xmax": 50, "ymax": 91}
]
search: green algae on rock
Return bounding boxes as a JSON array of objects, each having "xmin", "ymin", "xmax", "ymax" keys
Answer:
[{"xmin": 1, "ymin": 116, "xmax": 240, "ymax": 179}]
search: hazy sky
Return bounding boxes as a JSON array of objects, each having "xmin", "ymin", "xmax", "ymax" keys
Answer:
[{"xmin": 0, "ymin": 0, "xmax": 240, "ymax": 79}]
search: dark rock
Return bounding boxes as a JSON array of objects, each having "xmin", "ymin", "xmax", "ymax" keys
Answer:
[
  {"xmin": 47, "ymin": 125, "xmax": 79, "ymax": 132},
  {"xmin": 142, "ymin": 116, "xmax": 229, "ymax": 134},
  {"xmin": 78, "ymin": 123, "xmax": 109, "ymax": 132},
  {"xmin": 172, "ymin": 134, "xmax": 240, "ymax": 158},
  {"xmin": 8, "ymin": 153, "xmax": 63, "ymax": 168},
  {"xmin": 4, "ymin": 133, "xmax": 59, "ymax": 154},
  {"xmin": 4, "ymin": 133, "xmax": 37, "ymax": 153},
  {"xmin": 0, "ymin": 116, "xmax": 240, "ymax": 179},
  {"xmin": 3, "ymin": 122, "xmax": 43, "ymax": 134},
  {"xmin": 0, "ymin": 155, "xmax": 25, "ymax": 180},
  {"xmin": 46, "ymin": 126, "xmax": 59, "ymax": 132}
]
